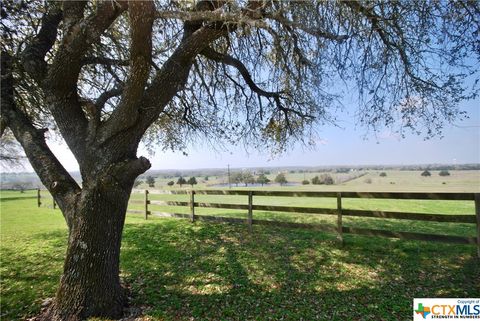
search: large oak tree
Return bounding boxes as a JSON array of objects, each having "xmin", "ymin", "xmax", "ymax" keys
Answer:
[{"xmin": 1, "ymin": 0, "xmax": 478, "ymax": 319}]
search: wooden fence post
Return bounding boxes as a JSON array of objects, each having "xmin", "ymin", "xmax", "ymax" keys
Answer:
[
  {"xmin": 337, "ymin": 192, "xmax": 343, "ymax": 245},
  {"xmin": 190, "ymin": 191, "xmax": 195, "ymax": 223},
  {"xmin": 475, "ymin": 193, "xmax": 480, "ymax": 259},
  {"xmin": 144, "ymin": 190, "xmax": 149, "ymax": 220},
  {"xmin": 37, "ymin": 189, "xmax": 41, "ymax": 207},
  {"xmin": 248, "ymin": 191, "xmax": 253, "ymax": 232}
]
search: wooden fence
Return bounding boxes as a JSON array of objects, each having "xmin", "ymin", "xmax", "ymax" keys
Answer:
[
  {"xmin": 37, "ymin": 188, "xmax": 57, "ymax": 209},
  {"xmin": 37, "ymin": 189, "xmax": 480, "ymax": 257}
]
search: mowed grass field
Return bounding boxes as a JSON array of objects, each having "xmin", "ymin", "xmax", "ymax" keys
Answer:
[
  {"xmin": 1, "ymin": 169, "xmax": 479, "ymax": 320},
  {"xmin": 127, "ymin": 191, "xmax": 478, "ymax": 238}
]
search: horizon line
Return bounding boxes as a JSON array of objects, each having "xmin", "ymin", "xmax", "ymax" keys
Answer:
[{"xmin": 3, "ymin": 162, "xmax": 479, "ymax": 175}]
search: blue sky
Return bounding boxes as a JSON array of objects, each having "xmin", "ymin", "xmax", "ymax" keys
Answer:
[
  {"xmin": 41, "ymin": 97, "xmax": 479, "ymax": 172},
  {"xmin": 143, "ymin": 99, "xmax": 480, "ymax": 169}
]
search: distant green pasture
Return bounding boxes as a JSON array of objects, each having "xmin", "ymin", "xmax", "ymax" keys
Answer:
[{"xmin": 135, "ymin": 170, "xmax": 480, "ymax": 193}]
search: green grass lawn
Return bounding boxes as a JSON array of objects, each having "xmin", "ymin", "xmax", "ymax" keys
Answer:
[
  {"xmin": 1, "ymin": 190, "xmax": 479, "ymax": 320},
  {"xmin": 126, "ymin": 191, "xmax": 477, "ymax": 237}
]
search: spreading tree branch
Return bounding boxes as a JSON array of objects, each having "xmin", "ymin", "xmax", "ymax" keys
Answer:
[
  {"xmin": 95, "ymin": 86, "xmax": 123, "ymax": 110},
  {"xmin": 155, "ymin": 9, "xmax": 349, "ymax": 41},
  {"xmin": 342, "ymin": 1, "xmax": 440, "ymax": 89},
  {"xmin": 20, "ymin": 4, "xmax": 62, "ymax": 82},
  {"xmin": 201, "ymin": 47, "xmax": 282, "ymax": 99},
  {"xmin": 1, "ymin": 51, "xmax": 80, "ymax": 228},
  {"xmin": 62, "ymin": 1, "xmax": 87, "ymax": 31},
  {"xmin": 99, "ymin": 3, "xmax": 227, "ymax": 146},
  {"xmin": 81, "ymin": 56, "xmax": 130, "ymax": 66},
  {"xmin": 201, "ymin": 47, "xmax": 315, "ymax": 123},
  {"xmin": 39, "ymin": 1, "xmax": 128, "ymax": 167},
  {"xmin": 46, "ymin": 1, "xmax": 127, "ymax": 95},
  {"xmin": 99, "ymin": 0, "xmax": 155, "ymax": 140}
]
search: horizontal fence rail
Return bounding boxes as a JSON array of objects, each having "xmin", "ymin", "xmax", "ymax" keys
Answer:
[
  {"xmin": 130, "ymin": 197, "xmax": 477, "ymax": 223},
  {"xmin": 37, "ymin": 189, "xmax": 480, "ymax": 257},
  {"xmin": 132, "ymin": 189, "xmax": 476, "ymax": 200},
  {"xmin": 129, "ymin": 189, "xmax": 480, "ymax": 257}
]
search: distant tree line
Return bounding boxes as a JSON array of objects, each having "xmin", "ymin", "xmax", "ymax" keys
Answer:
[
  {"xmin": 421, "ymin": 170, "xmax": 451, "ymax": 177},
  {"xmin": 312, "ymin": 174, "xmax": 335, "ymax": 185},
  {"xmin": 228, "ymin": 171, "xmax": 292, "ymax": 187},
  {"xmin": 231, "ymin": 171, "xmax": 272, "ymax": 187},
  {"xmin": 302, "ymin": 174, "xmax": 335, "ymax": 185}
]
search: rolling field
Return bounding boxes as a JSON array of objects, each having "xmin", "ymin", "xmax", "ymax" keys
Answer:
[
  {"xmin": 137, "ymin": 170, "xmax": 480, "ymax": 192},
  {"xmin": 341, "ymin": 170, "xmax": 480, "ymax": 192},
  {"xmin": 1, "ymin": 170, "xmax": 479, "ymax": 320}
]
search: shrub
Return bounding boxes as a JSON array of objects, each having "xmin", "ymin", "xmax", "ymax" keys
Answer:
[
  {"xmin": 167, "ymin": 181, "xmax": 174, "ymax": 186},
  {"xmin": 302, "ymin": 180, "xmax": 310, "ymax": 185},
  {"xmin": 146, "ymin": 176, "xmax": 155, "ymax": 187},
  {"xmin": 321, "ymin": 174, "xmax": 334, "ymax": 185},
  {"xmin": 256, "ymin": 174, "xmax": 270, "ymax": 186},
  {"xmin": 275, "ymin": 173, "xmax": 288, "ymax": 185},
  {"xmin": 439, "ymin": 170, "xmax": 450, "ymax": 176},
  {"xmin": 177, "ymin": 177, "xmax": 187, "ymax": 187},
  {"xmin": 421, "ymin": 170, "xmax": 431, "ymax": 177},
  {"xmin": 13, "ymin": 184, "xmax": 26, "ymax": 193},
  {"xmin": 187, "ymin": 177, "xmax": 197, "ymax": 186},
  {"xmin": 230, "ymin": 173, "xmax": 243, "ymax": 186},
  {"xmin": 311, "ymin": 174, "xmax": 334, "ymax": 185},
  {"xmin": 242, "ymin": 172, "xmax": 255, "ymax": 186},
  {"xmin": 379, "ymin": 172, "xmax": 387, "ymax": 177}
]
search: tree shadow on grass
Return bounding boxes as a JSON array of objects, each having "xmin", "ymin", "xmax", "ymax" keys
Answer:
[
  {"xmin": 1, "ymin": 218, "xmax": 477, "ymax": 320},
  {"xmin": 0, "ymin": 230, "xmax": 67, "ymax": 320},
  {"xmin": 1, "ymin": 218, "xmax": 478, "ymax": 321},
  {"xmin": 121, "ymin": 219, "xmax": 480, "ymax": 321}
]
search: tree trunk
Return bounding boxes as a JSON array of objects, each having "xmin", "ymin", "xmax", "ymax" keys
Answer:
[{"xmin": 46, "ymin": 177, "xmax": 133, "ymax": 320}]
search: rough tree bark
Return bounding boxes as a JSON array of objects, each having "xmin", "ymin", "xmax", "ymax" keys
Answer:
[
  {"xmin": 51, "ymin": 185, "xmax": 130, "ymax": 319},
  {"xmin": 1, "ymin": 1, "xmax": 223, "ymax": 319},
  {"xmin": 4, "ymin": 48, "xmax": 150, "ymax": 318},
  {"xmin": 49, "ymin": 159, "xmax": 149, "ymax": 319},
  {"xmin": 4, "ymin": 0, "xmax": 473, "ymax": 319}
]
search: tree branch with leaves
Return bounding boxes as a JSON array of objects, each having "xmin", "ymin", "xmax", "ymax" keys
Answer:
[{"xmin": 0, "ymin": 0, "xmax": 477, "ymax": 319}]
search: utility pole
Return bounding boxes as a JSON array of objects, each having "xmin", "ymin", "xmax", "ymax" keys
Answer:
[{"xmin": 227, "ymin": 164, "xmax": 231, "ymax": 189}]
